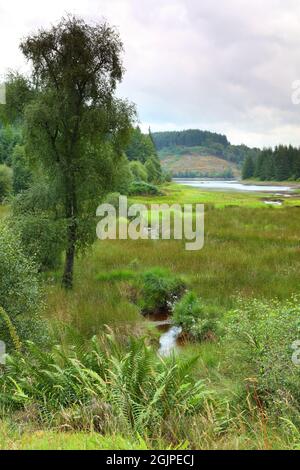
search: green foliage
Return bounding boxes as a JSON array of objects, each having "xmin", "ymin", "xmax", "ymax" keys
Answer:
[
  {"xmin": 11, "ymin": 145, "xmax": 31, "ymax": 193},
  {"xmin": 0, "ymin": 124, "xmax": 22, "ymax": 165},
  {"xmin": 15, "ymin": 15, "xmax": 136, "ymax": 288},
  {"xmin": 11, "ymin": 181, "xmax": 66, "ymax": 270},
  {"xmin": 223, "ymin": 298, "xmax": 300, "ymax": 420},
  {"xmin": 137, "ymin": 268, "xmax": 185, "ymax": 314},
  {"xmin": 103, "ymin": 191, "xmax": 121, "ymax": 209},
  {"xmin": 0, "ymin": 307, "xmax": 22, "ymax": 352},
  {"xmin": 145, "ymin": 155, "xmax": 163, "ymax": 183},
  {"xmin": 111, "ymin": 154, "xmax": 133, "ymax": 194},
  {"xmin": 162, "ymin": 169, "xmax": 172, "ymax": 182},
  {"xmin": 0, "ymin": 164, "xmax": 13, "ymax": 202},
  {"xmin": 224, "ymin": 143, "xmax": 260, "ymax": 166},
  {"xmin": 0, "ymin": 73, "xmax": 34, "ymax": 125},
  {"xmin": 128, "ymin": 181, "xmax": 162, "ymax": 196},
  {"xmin": 0, "ymin": 222, "xmax": 45, "ymax": 348},
  {"xmin": 152, "ymin": 129, "xmax": 229, "ymax": 150},
  {"xmin": 13, "ymin": 213, "xmax": 65, "ymax": 271},
  {"xmin": 0, "ymin": 334, "xmax": 210, "ymax": 436},
  {"xmin": 173, "ymin": 168, "xmax": 234, "ymax": 178},
  {"xmin": 242, "ymin": 155, "xmax": 255, "ymax": 179},
  {"xmin": 244, "ymin": 144, "xmax": 300, "ymax": 181},
  {"xmin": 125, "ymin": 126, "xmax": 157, "ymax": 163},
  {"xmin": 125, "ymin": 127, "xmax": 163, "ymax": 183},
  {"xmin": 129, "ymin": 160, "xmax": 148, "ymax": 182},
  {"xmin": 173, "ymin": 292, "xmax": 219, "ymax": 341}
]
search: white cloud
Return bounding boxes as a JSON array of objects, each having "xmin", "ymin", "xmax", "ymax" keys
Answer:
[{"xmin": 1, "ymin": 0, "xmax": 300, "ymax": 147}]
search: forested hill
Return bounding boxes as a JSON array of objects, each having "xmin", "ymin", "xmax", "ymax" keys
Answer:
[
  {"xmin": 152, "ymin": 129, "xmax": 261, "ymax": 178},
  {"xmin": 152, "ymin": 129, "xmax": 229, "ymax": 150}
]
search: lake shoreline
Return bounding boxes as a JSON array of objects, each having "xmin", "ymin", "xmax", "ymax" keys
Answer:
[{"xmin": 173, "ymin": 178, "xmax": 296, "ymax": 193}]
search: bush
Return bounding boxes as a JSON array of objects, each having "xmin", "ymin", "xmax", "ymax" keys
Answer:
[
  {"xmin": 144, "ymin": 156, "xmax": 163, "ymax": 184},
  {"xmin": 173, "ymin": 292, "xmax": 219, "ymax": 341},
  {"xmin": 129, "ymin": 161, "xmax": 148, "ymax": 182},
  {"xmin": 11, "ymin": 182, "xmax": 66, "ymax": 270},
  {"xmin": 128, "ymin": 181, "xmax": 162, "ymax": 196},
  {"xmin": 0, "ymin": 222, "xmax": 46, "ymax": 348},
  {"xmin": 137, "ymin": 268, "xmax": 185, "ymax": 314},
  {"xmin": 223, "ymin": 297, "xmax": 300, "ymax": 420},
  {"xmin": 11, "ymin": 145, "xmax": 31, "ymax": 194},
  {"xmin": 0, "ymin": 164, "xmax": 13, "ymax": 202},
  {"xmin": 112, "ymin": 154, "xmax": 133, "ymax": 195},
  {"xmin": 12, "ymin": 213, "xmax": 66, "ymax": 270},
  {"xmin": 162, "ymin": 169, "xmax": 172, "ymax": 182},
  {"xmin": 103, "ymin": 192, "xmax": 121, "ymax": 209}
]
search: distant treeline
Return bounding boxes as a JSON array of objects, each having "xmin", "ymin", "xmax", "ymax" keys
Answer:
[
  {"xmin": 152, "ymin": 129, "xmax": 229, "ymax": 149},
  {"xmin": 242, "ymin": 145, "xmax": 300, "ymax": 181},
  {"xmin": 173, "ymin": 168, "xmax": 234, "ymax": 179},
  {"xmin": 152, "ymin": 129, "xmax": 260, "ymax": 166}
]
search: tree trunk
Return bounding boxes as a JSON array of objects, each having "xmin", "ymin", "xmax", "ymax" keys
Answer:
[
  {"xmin": 62, "ymin": 219, "xmax": 77, "ymax": 289},
  {"xmin": 62, "ymin": 177, "xmax": 77, "ymax": 289}
]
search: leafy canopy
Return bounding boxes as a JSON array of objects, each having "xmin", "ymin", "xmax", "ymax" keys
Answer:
[{"xmin": 13, "ymin": 15, "xmax": 136, "ymax": 287}]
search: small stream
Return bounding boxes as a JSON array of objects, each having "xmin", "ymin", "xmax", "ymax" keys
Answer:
[
  {"xmin": 158, "ymin": 325, "xmax": 182, "ymax": 356},
  {"xmin": 146, "ymin": 312, "xmax": 183, "ymax": 356}
]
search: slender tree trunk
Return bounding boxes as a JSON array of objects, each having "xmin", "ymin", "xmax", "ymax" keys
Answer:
[
  {"xmin": 62, "ymin": 219, "xmax": 77, "ymax": 289},
  {"xmin": 62, "ymin": 176, "xmax": 77, "ymax": 289}
]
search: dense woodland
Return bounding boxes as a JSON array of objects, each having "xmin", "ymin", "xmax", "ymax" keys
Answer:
[
  {"xmin": 242, "ymin": 145, "xmax": 300, "ymax": 181},
  {"xmin": 152, "ymin": 129, "xmax": 229, "ymax": 149}
]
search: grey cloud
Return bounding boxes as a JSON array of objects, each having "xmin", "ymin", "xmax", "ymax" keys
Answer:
[{"xmin": 1, "ymin": 0, "xmax": 300, "ymax": 147}]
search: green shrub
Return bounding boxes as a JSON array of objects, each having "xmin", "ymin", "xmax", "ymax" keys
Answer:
[
  {"xmin": 129, "ymin": 161, "xmax": 148, "ymax": 182},
  {"xmin": 223, "ymin": 297, "xmax": 300, "ymax": 421},
  {"xmin": 162, "ymin": 169, "xmax": 172, "ymax": 182},
  {"xmin": 145, "ymin": 156, "xmax": 163, "ymax": 183},
  {"xmin": 112, "ymin": 154, "xmax": 133, "ymax": 195},
  {"xmin": 0, "ymin": 164, "xmax": 13, "ymax": 202},
  {"xmin": 12, "ymin": 213, "xmax": 65, "ymax": 271},
  {"xmin": 11, "ymin": 182, "xmax": 66, "ymax": 270},
  {"xmin": 0, "ymin": 334, "xmax": 211, "ymax": 436},
  {"xmin": 11, "ymin": 145, "xmax": 31, "ymax": 194},
  {"xmin": 173, "ymin": 292, "xmax": 219, "ymax": 341},
  {"xmin": 128, "ymin": 181, "xmax": 162, "ymax": 196},
  {"xmin": 138, "ymin": 268, "xmax": 185, "ymax": 314},
  {"xmin": 0, "ymin": 222, "xmax": 46, "ymax": 348},
  {"xmin": 103, "ymin": 192, "xmax": 121, "ymax": 209}
]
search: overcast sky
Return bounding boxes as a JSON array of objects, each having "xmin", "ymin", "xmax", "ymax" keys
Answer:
[{"xmin": 1, "ymin": 0, "xmax": 300, "ymax": 148}]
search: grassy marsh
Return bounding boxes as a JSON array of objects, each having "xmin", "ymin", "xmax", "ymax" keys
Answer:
[{"xmin": 2, "ymin": 183, "xmax": 300, "ymax": 449}]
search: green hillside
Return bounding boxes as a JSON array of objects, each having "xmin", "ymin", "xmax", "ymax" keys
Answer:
[
  {"xmin": 158, "ymin": 145, "xmax": 240, "ymax": 178},
  {"xmin": 152, "ymin": 130, "xmax": 260, "ymax": 178}
]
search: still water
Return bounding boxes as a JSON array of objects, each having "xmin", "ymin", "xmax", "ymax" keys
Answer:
[{"xmin": 174, "ymin": 178, "xmax": 293, "ymax": 193}]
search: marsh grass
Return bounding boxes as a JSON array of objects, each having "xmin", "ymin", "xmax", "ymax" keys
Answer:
[
  {"xmin": 0, "ymin": 420, "xmax": 150, "ymax": 450},
  {"xmin": 43, "ymin": 193, "xmax": 300, "ymax": 340},
  {"xmin": 3, "ymin": 184, "xmax": 300, "ymax": 449}
]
